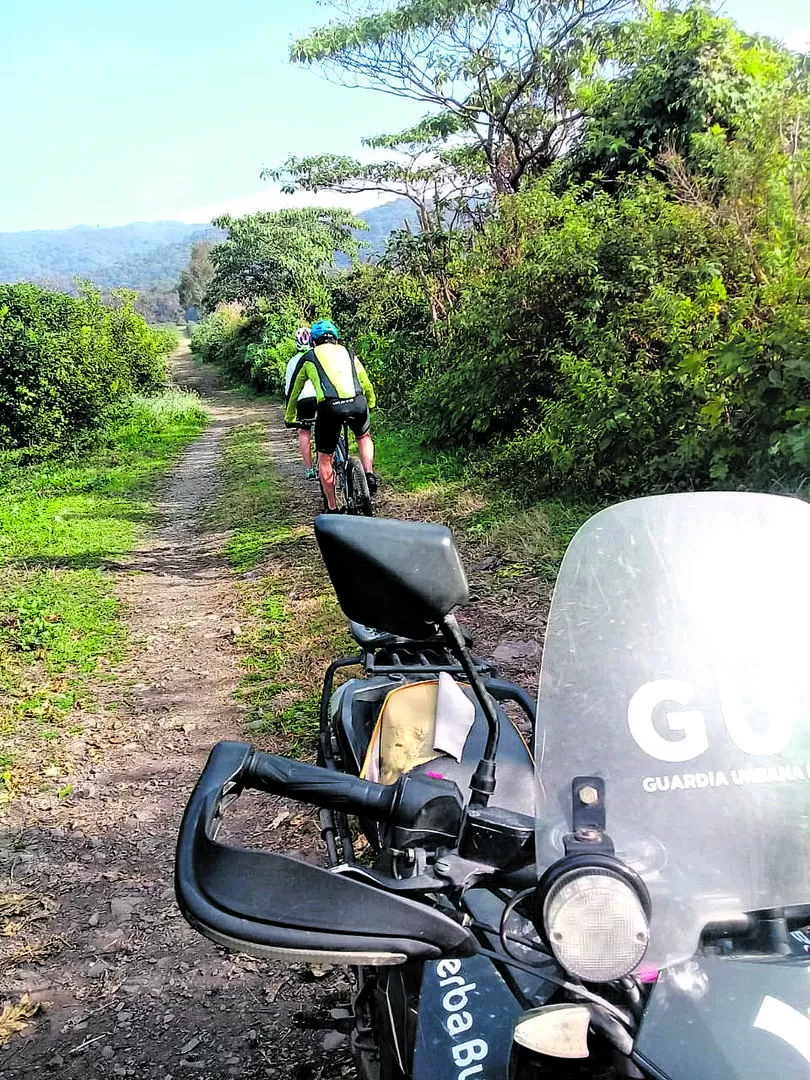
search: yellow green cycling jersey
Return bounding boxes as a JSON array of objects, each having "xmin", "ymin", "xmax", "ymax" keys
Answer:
[{"xmin": 284, "ymin": 342, "xmax": 376, "ymax": 424}]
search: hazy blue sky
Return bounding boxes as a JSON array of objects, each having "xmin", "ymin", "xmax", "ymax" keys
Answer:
[{"xmin": 1, "ymin": 0, "xmax": 808, "ymax": 232}]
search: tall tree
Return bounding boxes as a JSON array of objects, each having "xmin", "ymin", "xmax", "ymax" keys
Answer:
[
  {"xmin": 266, "ymin": 114, "xmax": 489, "ymax": 229},
  {"xmin": 289, "ymin": 0, "xmax": 636, "ymax": 195},
  {"xmin": 572, "ymin": 5, "xmax": 801, "ymax": 182},
  {"xmin": 205, "ymin": 207, "xmax": 364, "ymax": 311},
  {"xmin": 178, "ymin": 241, "xmax": 215, "ymax": 314}
]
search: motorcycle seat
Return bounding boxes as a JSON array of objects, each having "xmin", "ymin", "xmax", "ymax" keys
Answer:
[
  {"xmin": 349, "ymin": 620, "xmax": 473, "ymax": 651},
  {"xmin": 350, "ymin": 621, "xmax": 412, "ymax": 650}
]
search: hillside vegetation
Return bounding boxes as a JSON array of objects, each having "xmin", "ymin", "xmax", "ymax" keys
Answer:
[
  {"xmin": 1, "ymin": 202, "xmax": 416, "ymax": 326},
  {"xmin": 0, "ymin": 221, "xmax": 221, "ymax": 286},
  {"xmin": 192, "ymin": 1, "xmax": 810, "ymax": 498}
]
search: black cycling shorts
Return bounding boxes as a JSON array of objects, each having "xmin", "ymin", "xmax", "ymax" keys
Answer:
[
  {"xmin": 315, "ymin": 395, "xmax": 370, "ymax": 454},
  {"xmin": 295, "ymin": 396, "xmax": 317, "ymax": 428}
]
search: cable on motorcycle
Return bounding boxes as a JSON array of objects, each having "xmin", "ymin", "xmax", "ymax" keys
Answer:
[
  {"xmin": 474, "ymin": 944, "xmax": 635, "ymax": 1029},
  {"xmin": 498, "ymin": 886, "xmax": 537, "ymax": 964}
]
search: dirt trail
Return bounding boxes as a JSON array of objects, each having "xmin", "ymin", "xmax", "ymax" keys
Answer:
[
  {"xmin": 0, "ymin": 346, "xmax": 353, "ymax": 1080},
  {"xmin": 1, "ymin": 345, "xmax": 545, "ymax": 1079}
]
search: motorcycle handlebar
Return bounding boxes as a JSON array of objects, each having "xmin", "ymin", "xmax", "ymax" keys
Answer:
[
  {"xmin": 244, "ymin": 748, "xmax": 397, "ymax": 820},
  {"xmin": 183, "ymin": 741, "xmax": 462, "ymax": 861},
  {"xmin": 189, "ymin": 741, "xmax": 399, "ymax": 822}
]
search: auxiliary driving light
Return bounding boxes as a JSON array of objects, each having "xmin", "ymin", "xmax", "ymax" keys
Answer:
[{"xmin": 536, "ymin": 856, "xmax": 651, "ymax": 983}]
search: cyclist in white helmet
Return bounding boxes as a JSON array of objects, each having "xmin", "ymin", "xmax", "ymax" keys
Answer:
[{"xmin": 284, "ymin": 327, "xmax": 318, "ymax": 480}]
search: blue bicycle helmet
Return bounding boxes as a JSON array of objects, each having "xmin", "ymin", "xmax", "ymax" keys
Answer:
[{"xmin": 310, "ymin": 318, "xmax": 339, "ymax": 343}]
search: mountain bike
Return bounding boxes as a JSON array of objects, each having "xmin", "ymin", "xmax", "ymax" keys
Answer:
[{"xmin": 319, "ymin": 421, "xmax": 373, "ymax": 517}]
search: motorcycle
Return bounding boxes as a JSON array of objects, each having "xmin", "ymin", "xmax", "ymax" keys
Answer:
[{"xmin": 175, "ymin": 493, "xmax": 810, "ymax": 1079}]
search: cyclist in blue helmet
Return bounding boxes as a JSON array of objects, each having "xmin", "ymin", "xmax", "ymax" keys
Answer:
[{"xmin": 285, "ymin": 319, "xmax": 378, "ymax": 511}]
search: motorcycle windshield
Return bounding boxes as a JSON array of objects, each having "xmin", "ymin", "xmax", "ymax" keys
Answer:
[{"xmin": 535, "ymin": 493, "xmax": 810, "ymax": 971}]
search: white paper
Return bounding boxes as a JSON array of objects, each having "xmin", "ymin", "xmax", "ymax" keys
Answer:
[{"xmin": 433, "ymin": 672, "xmax": 476, "ymax": 762}]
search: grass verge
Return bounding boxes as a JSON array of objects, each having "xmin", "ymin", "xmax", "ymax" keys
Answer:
[
  {"xmin": 213, "ymin": 423, "xmax": 351, "ymax": 757},
  {"xmin": 373, "ymin": 414, "xmax": 596, "ymax": 581},
  {"xmin": 0, "ymin": 390, "xmax": 208, "ymax": 799},
  {"xmin": 373, "ymin": 411, "xmax": 466, "ymax": 491}
]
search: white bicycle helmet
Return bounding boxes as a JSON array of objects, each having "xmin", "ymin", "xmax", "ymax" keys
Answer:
[{"xmin": 294, "ymin": 326, "xmax": 311, "ymax": 349}]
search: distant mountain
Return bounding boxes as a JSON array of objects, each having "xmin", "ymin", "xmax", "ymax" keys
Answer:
[
  {"xmin": 0, "ymin": 220, "xmax": 223, "ymax": 288},
  {"xmin": 0, "ymin": 199, "xmax": 419, "ymax": 293},
  {"xmin": 355, "ymin": 198, "xmax": 420, "ymax": 251}
]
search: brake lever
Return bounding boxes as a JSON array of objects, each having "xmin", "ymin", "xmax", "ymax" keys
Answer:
[
  {"xmin": 433, "ymin": 853, "xmax": 496, "ymax": 890},
  {"xmin": 335, "ymin": 853, "xmax": 498, "ymax": 893}
]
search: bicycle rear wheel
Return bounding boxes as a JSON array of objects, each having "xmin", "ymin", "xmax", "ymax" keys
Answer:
[{"xmin": 346, "ymin": 456, "xmax": 373, "ymax": 517}]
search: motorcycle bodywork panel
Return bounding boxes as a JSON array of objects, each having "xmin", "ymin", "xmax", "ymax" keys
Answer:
[
  {"xmin": 635, "ymin": 955, "xmax": 810, "ymax": 1079},
  {"xmin": 412, "ymin": 952, "xmax": 552, "ymax": 1079}
]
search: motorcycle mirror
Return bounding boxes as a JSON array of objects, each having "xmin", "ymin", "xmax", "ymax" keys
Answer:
[
  {"xmin": 315, "ymin": 515, "xmax": 469, "ymax": 640},
  {"xmin": 513, "ymin": 1004, "xmax": 591, "ymax": 1059}
]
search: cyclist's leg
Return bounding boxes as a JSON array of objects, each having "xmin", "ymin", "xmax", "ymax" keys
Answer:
[
  {"xmin": 295, "ymin": 398, "xmax": 317, "ymax": 472},
  {"xmin": 318, "ymin": 452, "xmax": 337, "ymax": 509},
  {"xmin": 297, "ymin": 429, "xmax": 312, "ymax": 468},
  {"xmin": 357, "ymin": 433, "xmax": 374, "ymax": 473},
  {"xmin": 306, "ymin": 428, "xmax": 318, "ymax": 478},
  {"xmin": 314, "ymin": 403, "xmax": 341, "ymax": 511}
]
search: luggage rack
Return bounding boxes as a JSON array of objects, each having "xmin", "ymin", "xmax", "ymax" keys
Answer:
[
  {"xmin": 319, "ymin": 622, "xmax": 496, "ymax": 736},
  {"xmin": 318, "ymin": 623, "xmax": 536, "ymax": 771}
]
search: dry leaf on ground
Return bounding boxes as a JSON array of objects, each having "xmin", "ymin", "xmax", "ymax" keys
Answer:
[
  {"xmin": 0, "ymin": 993, "xmax": 43, "ymax": 1047},
  {"xmin": 0, "ymin": 893, "xmax": 43, "ymax": 919},
  {"xmin": 0, "ymin": 892, "xmax": 57, "ymax": 936},
  {"xmin": 0, "ymin": 936, "xmax": 65, "ymax": 974}
]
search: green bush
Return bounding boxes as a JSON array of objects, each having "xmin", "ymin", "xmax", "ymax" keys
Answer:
[
  {"xmin": 330, "ymin": 263, "xmax": 435, "ymax": 414},
  {"xmin": 0, "ymin": 283, "xmax": 172, "ymax": 450},
  {"xmin": 191, "ymin": 301, "xmax": 311, "ymax": 397},
  {"xmin": 330, "ymin": 175, "xmax": 810, "ymax": 495},
  {"xmin": 484, "ymin": 181, "xmax": 810, "ymax": 494}
]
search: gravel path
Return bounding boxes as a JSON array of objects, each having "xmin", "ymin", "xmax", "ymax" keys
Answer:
[{"xmin": 1, "ymin": 345, "xmax": 546, "ymax": 1079}]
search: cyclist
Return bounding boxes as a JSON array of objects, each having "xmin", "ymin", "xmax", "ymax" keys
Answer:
[
  {"xmin": 284, "ymin": 327, "xmax": 318, "ymax": 481},
  {"xmin": 284, "ymin": 319, "xmax": 378, "ymax": 512}
]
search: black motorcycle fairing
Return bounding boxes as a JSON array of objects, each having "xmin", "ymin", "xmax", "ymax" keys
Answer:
[
  {"xmin": 634, "ymin": 954, "xmax": 810, "ymax": 1079},
  {"xmin": 334, "ymin": 675, "xmax": 399, "ymax": 776},
  {"xmin": 408, "ymin": 717, "xmax": 533, "ymax": 818},
  {"xmin": 371, "ymin": 963, "xmax": 424, "ymax": 1080},
  {"xmin": 462, "ymin": 889, "xmax": 559, "ymax": 1002},
  {"xmin": 175, "ymin": 742, "xmax": 477, "ymax": 962},
  {"xmin": 412, "ymin": 951, "xmax": 533, "ymax": 1079},
  {"xmin": 363, "ymin": 898, "xmax": 559, "ymax": 1080}
]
